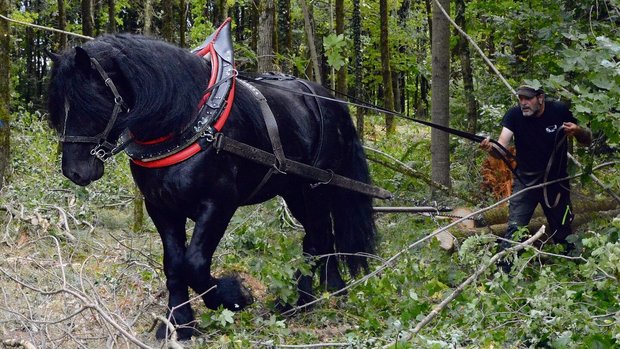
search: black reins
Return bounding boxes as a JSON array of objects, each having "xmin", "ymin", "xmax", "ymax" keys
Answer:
[{"xmin": 237, "ymin": 73, "xmax": 522, "ymax": 183}]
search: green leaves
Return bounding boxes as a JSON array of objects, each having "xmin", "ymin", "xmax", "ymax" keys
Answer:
[{"xmin": 322, "ymin": 33, "xmax": 347, "ymax": 70}]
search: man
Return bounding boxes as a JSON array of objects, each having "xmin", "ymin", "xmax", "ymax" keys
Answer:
[{"xmin": 480, "ymin": 85, "xmax": 592, "ymax": 253}]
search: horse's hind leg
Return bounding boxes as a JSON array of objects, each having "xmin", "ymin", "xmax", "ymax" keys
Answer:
[{"xmin": 283, "ymin": 188, "xmax": 346, "ymax": 306}]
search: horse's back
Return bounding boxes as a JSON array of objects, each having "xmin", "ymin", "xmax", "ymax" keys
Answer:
[{"xmin": 245, "ymin": 76, "xmax": 360, "ymax": 174}]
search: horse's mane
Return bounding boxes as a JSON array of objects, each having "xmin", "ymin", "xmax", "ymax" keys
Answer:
[{"xmin": 49, "ymin": 34, "xmax": 210, "ymax": 140}]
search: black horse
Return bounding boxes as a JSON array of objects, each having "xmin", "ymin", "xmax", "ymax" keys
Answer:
[{"xmin": 47, "ymin": 27, "xmax": 376, "ymax": 340}]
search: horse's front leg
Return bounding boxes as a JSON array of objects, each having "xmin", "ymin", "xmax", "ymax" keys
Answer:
[
  {"xmin": 185, "ymin": 200, "xmax": 254, "ymax": 311},
  {"xmin": 145, "ymin": 203, "xmax": 195, "ymax": 340}
]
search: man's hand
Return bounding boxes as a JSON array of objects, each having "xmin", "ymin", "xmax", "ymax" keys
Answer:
[
  {"xmin": 480, "ymin": 136, "xmax": 493, "ymax": 153},
  {"xmin": 563, "ymin": 122, "xmax": 593, "ymax": 146},
  {"xmin": 562, "ymin": 122, "xmax": 580, "ymax": 137}
]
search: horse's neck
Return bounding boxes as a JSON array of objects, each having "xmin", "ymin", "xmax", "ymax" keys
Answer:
[{"xmin": 127, "ymin": 51, "xmax": 211, "ymax": 141}]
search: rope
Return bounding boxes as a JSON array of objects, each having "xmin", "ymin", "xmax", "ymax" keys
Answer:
[{"xmin": 0, "ymin": 14, "xmax": 93, "ymax": 40}]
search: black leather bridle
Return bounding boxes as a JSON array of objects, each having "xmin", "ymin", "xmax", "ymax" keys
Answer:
[{"xmin": 60, "ymin": 57, "xmax": 130, "ymax": 161}]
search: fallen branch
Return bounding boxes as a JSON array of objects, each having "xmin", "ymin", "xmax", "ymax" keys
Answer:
[
  {"xmin": 1, "ymin": 339, "xmax": 38, "ymax": 349},
  {"xmin": 151, "ymin": 314, "xmax": 183, "ymax": 349},
  {"xmin": 383, "ymin": 226, "xmax": 547, "ymax": 348},
  {"xmin": 568, "ymin": 155, "xmax": 620, "ymax": 204}
]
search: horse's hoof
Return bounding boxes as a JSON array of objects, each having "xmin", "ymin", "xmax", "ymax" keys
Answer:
[
  {"xmin": 155, "ymin": 323, "xmax": 195, "ymax": 341},
  {"xmin": 203, "ymin": 275, "xmax": 254, "ymax": 311}
]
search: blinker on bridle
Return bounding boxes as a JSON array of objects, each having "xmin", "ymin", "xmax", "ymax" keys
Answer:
[{"xmin": 60, "ymin": 57, "xmax": 130, "ymax": 161}]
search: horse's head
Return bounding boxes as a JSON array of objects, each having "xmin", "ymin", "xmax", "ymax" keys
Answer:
[{"xmin": 48, "ymin": 42, "xmax": 132, "ymax": 186}]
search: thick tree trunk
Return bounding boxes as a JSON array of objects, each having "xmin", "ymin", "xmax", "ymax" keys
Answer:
[
  {"xmin": 380, "ymin": 0, "xmax": 395, "ymax": 134},
  {"xmin": 431, "ymin": 0, "xmax": 451, "ymax": 191},
  {"xmin": 298, "ymin": 0, "xmax": 321, "ymax": 84},
  {"xmin": 277, "ymin": 0, "xmax": 292, "ymax": 72},
  {"xmin": 143, "ymin": 0, "xmax": 153, "ymax": 35},
  {"xmin": 81, "ymin": 0, "xmax": 94, "ymax": 37},
  {"xmin": 0, "ymin": 0, "xmax": 9, "ymax": 189},
  {"xmin": 257, "ymin": 0, "xmax": 275, "ymax": 72},
  {"xmin": 162, "ymin": 0, "xmax": 174, "ymax": 42},
  {"xmin": 460, "ymin": 209, "xmax": 620, "ymax": 239},
  {"xmin": 107, "ymin": 0, "xmax": 116, "ymax": 33},
  {"xmin": 57, "ymin": 0, "xmax": 67, "ymax": 50},
  {"xmin": 479, "ymin": 197, "xmax": 619, "ymax": 227},
  {"xmin": 217, "ymin": 0, "xmax": 227, "ymax": 23}
]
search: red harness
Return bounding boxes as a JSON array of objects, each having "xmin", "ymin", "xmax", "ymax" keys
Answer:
[{"xmin": 131, "ymin": 18, "xmax": 236, "ymax": 168}]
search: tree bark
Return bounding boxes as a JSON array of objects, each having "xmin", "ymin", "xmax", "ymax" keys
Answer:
[
  {"xmin": 107, "ymin": 0, "xmax": 116, "ymax": 33},
  {"xmin": 479, "ymin": 197, "xmax": 619, "ymax": 227},
  {"xmin": 0, "ymin": 0, "xmax": 10, "ymax": 189},
  {"xmin": 352, "ymin": 0, "xmax": 364, "ymax": 139},
  {"xmin": 162, "ymin": 0, "xmax": 174, "ymax": 42},
  {"xmin": 298, "ymin": 0, "xmax": 321, "ymax": 84},
  {"xmin": 257, "ymin": 0, "xmax": 275, "ymax": 72},
  {"xmin": 143, "ymin": 0, "xmax": 153, "ymax": 36},
  {"xmin": 335, "ymin": 0, "xmax": 346, "ymax": 96},
  {"xmin": 179, "ymin": 0, "xmax": 187, "ymax": 47},
  {"xmin": 81, "ymin": 0, "xmax": 94, "ymax": 37},
  {"xmin": 217, "ymin": 0, "xmax": 227, "ymax": 23},
  {"xmin": 430, "ymin": 0, "xmax": 451, "ymax": 191},
  {"xmin": 277, "ymin": 0, "xmax": 292, "ymax": 72},
  {"xmin": 460, "ymin": 209, "xmax": 620, "ymax": 239},
  {"xmin": 56, "ymin": 0, "xmax": 67, "ymax": 50},
  {"xmin": 380, "ymin": 0, "xmax": 395, "ymax": 134},
  {"xmin": 455, "ymin": 0, "xmax": 477, "ymax": 133}
]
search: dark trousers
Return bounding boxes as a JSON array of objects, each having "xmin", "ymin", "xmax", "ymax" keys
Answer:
[{"xmin": 504, "ymin": 175, "xmax": 574, "ymax": 246}]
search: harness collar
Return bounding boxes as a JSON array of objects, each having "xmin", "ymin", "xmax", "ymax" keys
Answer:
[{"xmin": 127, "ymin": 18, "xmax": 236, "ymax": 168}]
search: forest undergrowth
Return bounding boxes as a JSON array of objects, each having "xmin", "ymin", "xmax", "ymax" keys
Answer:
[{"xmin": 0, "ymin": 112, "xmax": 618, "ymax": 348}]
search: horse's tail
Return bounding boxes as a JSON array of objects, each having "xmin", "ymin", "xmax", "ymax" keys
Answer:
[{"xmin": 330, "ymin": 128, "xmax": 377, "ymax": 277}]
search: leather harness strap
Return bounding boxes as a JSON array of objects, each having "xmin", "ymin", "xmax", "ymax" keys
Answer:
[
  {"xmin": 235, "ymin": 78, "xmax": 288, "ymax": 202},
  {"xmin": 213, "ymin": 132, "xmax": 392, "ymax": 200}
]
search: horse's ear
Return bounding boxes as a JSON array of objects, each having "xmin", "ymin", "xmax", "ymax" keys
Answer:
[
  {"xmin": 45, "ymin": 50, "xmax": 62, "ymax": 65},
  {"xmin": 74, "ymin": 47, "xmax": 92, "ymax": 71}
]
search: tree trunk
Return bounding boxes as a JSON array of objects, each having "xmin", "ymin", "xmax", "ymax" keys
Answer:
[
  {"xmin": 352, "ymin": 0, "xmax": 364, "ymax": 139},
  {"xmin": 0, "ymin": 0, "xmax": 9, "ymax": 189},
  {"xmin": 81, "ymin": 0, "xmax": 94, "ymax": 37},
  {"xmin": 179, "ymin": 0, "xmax": 187, "ymax": 47},
  {"xmin": 107, "ymin": 0, "xmax": 116, "ymax": 33},
  {"xmin": 162, "ymin": 0, "xmax": 174, "ymax": 42},
  {"xmin": 335, "ymin": 0, "xmax": 346, "ymax": 96},
  {"xmin": 430, "ymin": 0, "xmax": 451, "ymax": 192},
  {"xmin": 56, "ymin": 0, "xmax": 67, "ymax": 50},
  {"xmin": 479, "ymin": 197, "xmax": 619, "ymax": 227},
  {"xmin": 298, "ymin": 0, "xmax": 321, "ymax": 84},
  {"xmin": 380, "ymin": 0, "xmax": 395, "ymax": 134},
  {"xmin": 143, "ymin": 0, "xmax": 153, "ymax": 35},
  {"xmin": 133, "ymin": 185, "xmax": 145, "ymax": 233},
  {"xmin": 257, "ymin": 0, "xmax": 275, "ymax": 72},
  {"xmin": 277, "ymin": 0, "xmax": 292, "ymax": 73},
  {"xmin": 455, "ymin": 0, "xmax": 477, "ymax": 134},
  {"xmin": 217, "ymin": 0, "xmax": 227, "ymax": 23},
  {"xmin": 460, "ymin": 209, "xmax": 620, "ymax": 239}
]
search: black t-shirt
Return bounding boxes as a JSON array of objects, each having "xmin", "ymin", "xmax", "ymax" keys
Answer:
[{"xmin": 502, "ymin": 100, "xmax": 578, "ymax": 178}]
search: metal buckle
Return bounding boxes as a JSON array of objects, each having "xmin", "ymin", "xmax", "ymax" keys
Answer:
[{"xmin": 90, "ymin": 144, "xmax": 111, "ymax": 162}]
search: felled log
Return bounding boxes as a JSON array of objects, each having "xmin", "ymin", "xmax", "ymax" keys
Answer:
[
  {"xmin": 479, "ymin": 196, "xmax": 619, "ymax": 227},
  {"xmin": 458, "ymin": 209, "xmax": 620, "ymax": 238}
]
